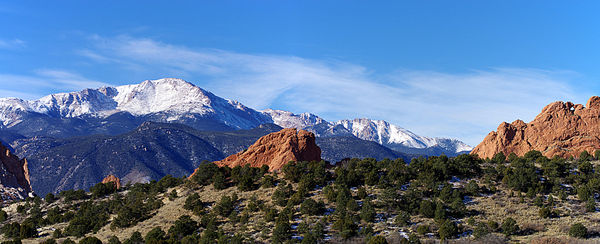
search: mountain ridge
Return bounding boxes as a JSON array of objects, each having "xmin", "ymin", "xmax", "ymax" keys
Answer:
[{"xmin": 0, "ymin": 78, "xmax": 471, "ymax": 156}]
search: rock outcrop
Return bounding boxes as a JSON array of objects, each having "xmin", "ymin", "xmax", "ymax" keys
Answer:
[
  {"xmin": 0, "ymin": 142, "xmax": 32, "ymax": 202},
  {"xmin": 472, "ymin": 96, "xmax": 600, "ymax": 159},
  {"xmin": 101, "ymin": 175, "xmax": 121, "ymax": 189},
  {"xmin": 196, "ymin": 128, "xmax": 321, "ymax": 173}
]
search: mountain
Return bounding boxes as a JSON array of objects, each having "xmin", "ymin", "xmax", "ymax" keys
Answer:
[
  {"xmin": 11, "ymin": 122, "xmax": 285, "ymax": 195},
  {"xmin": 0, "ymin": 78, "xmax": 271, "ymax": 138},
  {"xmin": 0, "ymin": 142, "xmax": 32, "ymax": 202},
  {"xmin": 13, "ymin": 121, "xmax": 416, "ymax": 196},
  {"xmin": 472, "ymin": 96, "xmax": 600, "ymax": 159},
  {"xmin": 263, "ymin": 110, "xmax": 472, "ymax": 156},
  {"xmin": 0, "ymin": 79, "xmax": 470, "ymax": 157},
  {"xmin": 316, "ymin": 136, "xmax": 414, "ymax": 163}
]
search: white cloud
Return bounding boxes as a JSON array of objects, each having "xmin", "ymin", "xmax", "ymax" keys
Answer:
[
  {"xmin": 77, "ymin": 35, "xmax": 588, "ymax": 145},
  {"xmin": 0, "ymin": 38, "xmax": 25, "ymax": 49}
]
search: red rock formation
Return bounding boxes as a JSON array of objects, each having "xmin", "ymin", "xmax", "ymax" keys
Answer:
[
  {"xmin": 102, "ymin": 175, "xmax": 121, "ymax": 189},
  {"xmin": 192, "ymin": 128, "xmax": 321, "ymax": 175},
  {"xmin": 472, "ymin": 96, "xmax": 600, "ymax": 159},
  {"xmin": 0, "ymin": 142, "xmax": 32, "ymax": 201}
]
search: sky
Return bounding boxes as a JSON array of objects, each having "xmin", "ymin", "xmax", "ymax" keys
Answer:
[{"xmin": 1, "ymin": 1, "xmax": 599, "ymax": 145}]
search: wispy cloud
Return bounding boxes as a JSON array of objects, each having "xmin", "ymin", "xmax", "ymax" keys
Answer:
[
  {"xmin": 0, "ymin": 70, "xmax": 108, "ymax": 99},
  {"xmin": 0, "ymin": 38, "xmax": 25, "ymax": 49},
  {"xmin": 76, "ymin": 35, "xmax": 588, "ymax": 145}
]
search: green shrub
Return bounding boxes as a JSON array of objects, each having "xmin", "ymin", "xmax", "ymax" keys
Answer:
[
  {"xmin": 214, "ymin": 195, "xmax": 236, "ymax": 217},
  {"xmin": 124, "ymin": 231, "xmax": 143, "ymax": 244},
  {"xmin": 78, "ymin": 237, "xmax": 102, "ymax": 244},
  {"xmin": 300, "ymin": 198, "xmax": 325, "ymax": 216},
  {"xmin": 569, "ymin": 223, "xmax": 587, "ymax": 238},
  {"xmin": 167, "ymin": 215, "xmax": 198, "ymax": 240},
  {"xmin": 41, "ymin": 239, "xmax": 57, "ymax": 244},
  {"xmin": 89, "ymin": 182, "xmax": 117, "ymax": 198},
  {"xmin": 473, "ymin": 222, "xmax": 490, "ymax": 239},
  {"xmin": 438, "ymin": 220, "xmax": 457, "ymax": 240},
  {"xmin": 416, "ymin": 225, "xmax": 429, "ymax": 235},
  {"xmin": 145, "ymin": 227, "xmax": 166, "ymax": 243},
  {"xmin": 501, "ymin": 217, "xmax": 519, "ymax": 236},
  {"xmin": 107, "ymin": 236, "xmax": 121, "ymax": 244},
  {"xmin": 183, "ymin": 193, "xmax": 204, "ymax": 216},
  {"xmin": 45, "ymin": 193, "xmax": 56, "ymax": 203},
  {"xmin": 367, "ymin": 235, "xmax": 388, "ymax": 244},
  {"xmin": 0, "ymin": 210, "xmax": 7, "ymax": 222}
]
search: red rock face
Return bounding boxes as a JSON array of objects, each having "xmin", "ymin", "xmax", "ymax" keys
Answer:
[
  {"xmin": 0, "ymin": 142, "xmax": 32, "ymax": 201},
  {"xmin": 472, "ymin": 96, "xmax": 600, "ymax": 159},
  {"xmin": 101, "ymin": 175, "xmax": 121, "ymax": 189},
  {"xmin": 192, "ymin": 128, "xmax": 321, "ymax": 175}
]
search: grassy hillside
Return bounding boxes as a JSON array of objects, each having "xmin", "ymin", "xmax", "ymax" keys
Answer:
[{"xmin": 2, "ymin": 151, "xmax": 600, "ymax": 243}]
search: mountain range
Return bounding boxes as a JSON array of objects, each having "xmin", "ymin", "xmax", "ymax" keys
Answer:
[
  {"xmin": 0, "ymin": 78, "xmax": 471, "ymax": 155},
  {"xmin": 0, "ymin": 78, "xmax": 471, "ymax": 195}
]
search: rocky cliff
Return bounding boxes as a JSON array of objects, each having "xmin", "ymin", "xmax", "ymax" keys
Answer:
[
  {"xmin": 471, "ymin": 96, "xmax": 600, "ymax": 159},
  {"xmin": 207, "ymin": 128, "xmax": 321, "ymax": 172},
  {"xmin": 101, "ymin": 175, "xmax": 121, "ymax": 189},
  {"xmin": 0, "ymin": 142, "xmax": 32, "ymax": 202}
]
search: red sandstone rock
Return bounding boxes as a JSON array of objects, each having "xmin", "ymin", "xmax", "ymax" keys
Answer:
[
  {"xmin": 471, "ymin": 96, "xmax": 600, "ymax": 159},
  {"xmin": 0, "ymin": 142, "xmax": 32, "ymax": 201},
  {"xmin": 102, "ymin": 174, "xmax": 121, "ymax": 189},
  {"xmin": 192, "ymin": 128, "xmax": 321, "ymax": 175}
]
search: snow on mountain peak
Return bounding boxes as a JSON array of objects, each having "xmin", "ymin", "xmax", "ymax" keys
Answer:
[
  {"xmin": 262, "ymin": 109, "xmax": 328, "ymax": 128},
  {"xmin": 113, "ymin": 78, "xmax": 214, "ymax": 116},
  {"xmin": 0, "ymin": 78, "xmax": 271, "ymax": 129}
]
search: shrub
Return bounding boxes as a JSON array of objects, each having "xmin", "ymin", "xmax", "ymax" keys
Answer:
[
  {"xmin": 145, "ymin": 227, "xmax": 166, "ymax": 243},
  {"xmin": 300, "ymin": 198, "xmax": 326, "ymax": 216},
  {"xmin": 78, "ymin": 237, "xmax": 102, "ymax": 244},
  {"xmin": 63, "ymin": 239, "xmax": 77, "ymax": 244},
  {"xmin": 538, "ymin": 207, "xmax": 551, "ymax": 219},
  {"xmin": 214, "ymin": 195, "xmax": 236, "ymax": 217},
  {"xmin": 107, "ymin": 236, "xmax": 121, "ymax": 244},
  {"xmin": 419, "ymin": 200, "xmax": 435, "ymax": 218},
  {"xmin": 168, "ymin": 190, "xmax": 178, "ymax": 201},
  {"xmin": 569, "ymin": 223, "xmax": 587, "ymax": 238},
  {"xmin": 473, "ymin": 222, "xmax": 490, "ymax": 239},
  {"xmin": 183, "ymin": 193, "xmax": 204, "ymax": 216},
  {"xmin": 0, "ymin": 210, "xmax": 7, "ymax": 222},
  {"xmin": 124, "ymin": 231, "xmax": 143, "ymax": 244},
  {"xmin": 190, "ymin": 162, "xmax": 219, "ymax": 185},
  {"xmin": 168, "ymin": 215, "xmax": 198, "ymax": 240},
  {"xmin": 416, "ymin": 225, "xmax": 429, "ymax": 235},
  {"xmin": 271, "ymin": 213, "xmax": 291, "ymax": 243},
  {"xmin": 367, "ymin": 235, "xmax": 388, "ymax": 244},
  {"xmin": 41, "ymin": 239, "xmax": 57, "ymax": 244},
  {"xmin": 212, "ymin": 171, "xmax": 228, "ymax": 190},
  {"xmin": 45, "ymin": 193, "xmax": 56, "ymax": 203},
  {"xmin": 501, "ymin": 217, "xmax": 519, "ymax": 236},
  {"xmin": 394, "ymin": 211, "xmax": 410, "ymax": 227},
  {"xmin": 52, "ymin": 229, "xmax": 62, "ymax": 238},
  {"xmin": 438, "ymin": 220, "xmax": 457, "ymax": 240},
  {"xmin": 89, "ymin": 182, "xmax": 117, "ymax": 198},
  {"xmin": 586, "ymin": 197, "xmax": 596, "ymax": 212}
]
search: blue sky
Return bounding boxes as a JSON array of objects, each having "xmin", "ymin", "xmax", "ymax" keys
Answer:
[{"xmin": 0, "ymin": 1, "xmax": 599, "ymax": 145}]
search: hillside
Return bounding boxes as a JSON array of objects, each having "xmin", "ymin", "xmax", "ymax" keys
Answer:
[
  {"xmin": 10, "ymin": 122, "xmax": 414, "ymax": 196},
  {"xmin": 2, "ymin": 152, "xmax": 600, "ymax": 243}
]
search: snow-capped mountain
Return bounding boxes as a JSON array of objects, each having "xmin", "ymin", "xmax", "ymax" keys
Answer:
[
  {"xmin": 262, "ymin": 109, "xmax": 327, "ymax": 129},
  {"xmin": 260, "ymin": 111, "xmax": 473, "ymax": 155},
  {"xmin": 0, "ymin": 78, "xmax": 471, "ymax": 156},
  {"xmin": 0, "ymin": 78, "xmax": 271, "ymax": 130}
]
